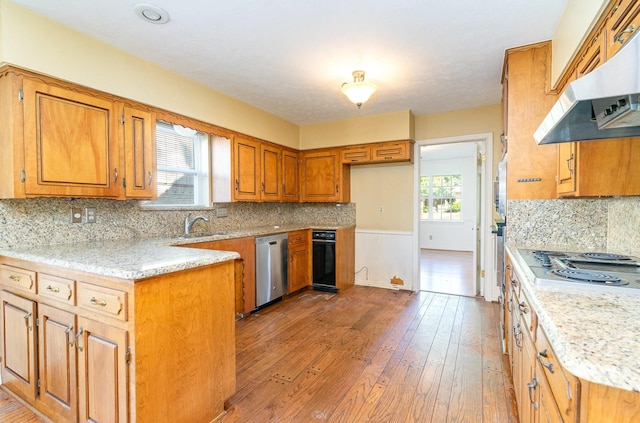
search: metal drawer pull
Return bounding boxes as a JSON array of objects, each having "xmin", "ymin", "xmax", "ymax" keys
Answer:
[
  {"xmin": 518, "ymin": 302, "xmax": 528, "ymax": 314},
  {"xmin": 64, "ymin": 324, "xmax": 74, "ymax": 347},
  {"xmin": 616, "ymin": 24, "xmax": 636, "ymax": 44},
  {"xmin": 46, "ymin": 285, "xmax": 60, "ymax": 293},
  {"xmin": 90, "ymin": 297, "xmax": 108, "ymax": 307},
  {"xmin": 513, "ymin": 324, "xmax": 522, "ymax": 348},
  {"xmin": 537, "ymin": 349, "xmax": 555, "ymax": 373},
  {"xmin": 9, "ymin": 275, "xmax": 21, "ymax": 282},
  {"xmin": 24, "ymin": 311, "xmax": 32, "ymax": 330},
  {"xmin": 148, "ymin": 171, "xmax": 153, "ymax": 186},
  {"xmin": 527, "ymin": 377, "xmax": 539, "ymax": 409},
  {"xmin": 113, "ymin": 167, "xmax": 119, "ymax": 183}
]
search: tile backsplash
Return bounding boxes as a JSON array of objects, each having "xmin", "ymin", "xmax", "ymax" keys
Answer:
[
  {"xmin": 507, "ymin": 196, "xmax": 640, "ymax": 257},
  {"xmin": 0, "ymin": 198, "xmax": 355, "ymax": 249}
]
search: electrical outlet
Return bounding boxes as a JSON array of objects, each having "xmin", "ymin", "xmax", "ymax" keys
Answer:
[
  {"xmin": 85, "ymin": 207, "xmax": 97, "ymax": 223},
  {"xmin": 378, "ymin": 205, "xmax": 384, "ymax": 214},
  {"xmin": 71, "ymin": 208, "xmax": 83, "ymax": 223},
  {"xmin": 429, "ymin": 235, "xmax": 433, "ymax": 240},
  {"xmin": 216, "ymin": 207, "xmax": 228, "ymax": 218}
]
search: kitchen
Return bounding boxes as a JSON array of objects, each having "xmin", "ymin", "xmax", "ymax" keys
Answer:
[{"xmin": 1, "ymin": 0, "xmax": 640, "ymax": 422}]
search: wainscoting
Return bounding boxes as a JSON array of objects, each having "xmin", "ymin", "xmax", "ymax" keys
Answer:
[{"xmin": 355, "ymin": 229, "xmax": 414, "ymax": 290}]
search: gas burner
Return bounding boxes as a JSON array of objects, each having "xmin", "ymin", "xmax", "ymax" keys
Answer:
[
  {"xmin": 550, "ymin": 269, "xmax": 628, "ymax": 286},
  {"xmin": 580, "ymin": 252, "xmax": 631, "ymax": 261}
]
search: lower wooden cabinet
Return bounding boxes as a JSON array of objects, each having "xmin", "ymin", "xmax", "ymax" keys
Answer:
[
  {"xmin": 0, "ymin": 257, "xmax": 236, "ymax": 423},
  {"xmin": 288, "ymin": 230, "xmax": 310, "ymax": 293}
]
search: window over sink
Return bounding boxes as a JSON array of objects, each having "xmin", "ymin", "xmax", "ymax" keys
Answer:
[{"xmin": 143, "ymin": 121, "xmax": 210, "ymax": 206}]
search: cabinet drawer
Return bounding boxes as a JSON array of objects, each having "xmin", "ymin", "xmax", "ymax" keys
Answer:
[
  {"xmin": 341, "ymin": 145, "xmax": 371, "ymax": 163},
  {"xmin": 38, "ymin": 273, "xmax": 75, "ymax": 305},
  {"xmin": 536, "ymin": 325, "xmax": 580, "ymax": 423},
  {"xmin": 516, "ymin": 289, "xmax": 536, "ymax": 342},
  {"xmin": 288, "ymin": 230, "xmax": 309, "ymax": 247},
  {"xmin": 606, "ymin": 0, "xmax": 640, "ymax": 58},
  {"xmin": 77, "ymin": 282, "xmax": 127, "ymax": 321},
  {"xmin": 0, "ymin": 264, "xmax": 36, "ymax": 294},
  {"xmin": 371, "ymin": 141, "xmax": 412, "ymax": 163}
]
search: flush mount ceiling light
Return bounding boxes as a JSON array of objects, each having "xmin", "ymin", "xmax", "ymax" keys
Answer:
[
  {"xmin": 134, "ymin": 3, "xmax": 170, "ymax": 24},
  {"xmin": 341, "ymin": 70, "xmax": 378, "ymax": 108}
]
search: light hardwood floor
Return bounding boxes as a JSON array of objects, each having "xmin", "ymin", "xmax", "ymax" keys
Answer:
[
  {"xmin": 1, "ymin": 287, "xmax": 518, "ymax": 423},
  {"xmin": 421, "ymin": 249, "xmax": 478, "ymax": 297}
]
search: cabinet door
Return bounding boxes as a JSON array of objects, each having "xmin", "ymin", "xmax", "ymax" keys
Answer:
[
  {"xmin": 22, "ymin": 78, "xmax": 120, "ymax": 197},
  {"xmin": 288, "ymin": 247, "xmax": 309, "ymax": 293},
  {"xmin": 341, "ymin": 145, "xmax": 372, "ymax": 163},
  {"xmin": 576, "ymin": 28, "xmax": 605, "ymax": 78},
  {"xmin": 38, "ymin": 303, "xmax": 77, "ymax": 421},
  {"xmin": 232, "ymin": 136, "xmax": 261, "ymax": 201},
  {"xmin": 557, "ymin": 142, "xmax": 576, "ymax": 195},
  {"xmin": 77, "ymin": 317, "xmax": 128, "ymax": 423},
  {"xmin": 0, "ymin": 291, "xmax": 37, "ymax": 401},
  {"xmin": 261, "ymin": 143, "xmax": 281, "ymax": 201},
  {"xmin": 300, "ymin": 150, "xmax": 350, "ymax": 202},
  {"xmin": 123, "ymin": 105, "xmax": 156, "ymax": 199},
  {"xmin": 282, "ymin": 149, "xmax": 300, "ymax": 202},
  {"xmin": 371, "ymin": 141, "xmax": 413, "ymax": 163},
  {"xmin": 606, "ymin": 0, "xmax": 640, "ymax": 59}
]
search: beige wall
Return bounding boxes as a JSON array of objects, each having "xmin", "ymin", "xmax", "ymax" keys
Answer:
[
  {"xmin": 299, "ymin": 110, "xmax": 414, "ymax": 150},
  {"xmin": 551, "ymin": 0, "xmax": 608, "ymax": 87},
  {"xmin": 0, "ymin": 0, "xmax": 299, "ymax": 148}
]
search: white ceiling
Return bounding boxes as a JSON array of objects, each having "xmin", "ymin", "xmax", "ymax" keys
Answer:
[{"xmin": 9, "ymin": 0, "xmax": 567, "ymax": 126}]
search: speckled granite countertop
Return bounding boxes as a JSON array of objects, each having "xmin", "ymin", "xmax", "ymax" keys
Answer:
[
  {"xmin": 506, "ymin": 244, "xmax": 640, "ymax": 392},
  {"xmin": 0, "ymin": 225, "xmax": 352, "ymax": 281}
]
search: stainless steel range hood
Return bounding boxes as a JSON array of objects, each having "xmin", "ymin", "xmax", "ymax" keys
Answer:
[{"xmin": 534, "ymin": 31, "xmax": 640, "ymax": 145}]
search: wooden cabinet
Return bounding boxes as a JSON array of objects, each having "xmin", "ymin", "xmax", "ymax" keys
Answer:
[
  {"xmin": 122, "ymin": 105, "xmax": 156, "ymax": 199},
  {"xmin": 232, "ymin": 136, "xmax": 262, "ymax": 201},
  {"xmin": 22, "ymin": 77, "xmax": 121, "ymax": 198},
  {"xmin": 260, "ymin": 143, "xmax": 282, "ymax": 201},
  {"xmin": 300, "ymin": 149, "xmax": 350, "ymax": 202},
  {"xmin": 502, "ymin": 42, "xmax": 558, "ymax": 200},
  {"xmin": 282, "ymin": 148, "xmax": 300, "ymax": 202},
  {"xmin": 288, "ymin": 230, "xmax": 310, "ymax": 293},
  {"xmin": 340, "ymin": 140, "xmax": 414, "ymax": 165},
  {"xmin": 336, "ymin": 227, "xmax": 356, "ymax": 291},
  {"xmin": 0, "ymin": 256, "xmax": 236, "ymax": 423},
  {"xmin": 0, "ymin": 66, "xmax": 156, "ymax": 200},
  {"xmin": 605, "ymin": 0, "xmax": 640, "ymax": 59},
  {"xmin": 576, "ymin": 28, "xmax": 606, "ymax": 78}
]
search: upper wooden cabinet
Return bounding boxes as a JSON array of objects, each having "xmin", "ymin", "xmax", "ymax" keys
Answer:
[
  {"xmin": 605, "ymin": 0, "xmax": 640, "ymax": 59},
  {"xmin": 122, "ymin": 105, "xmax": 156, "ymax": 199},
  {"xmin": 502, "ymin": 42, "xmax": 558, "ymax": 200},
  {"xmin": 300, "ymin": 149, "xmax": 350, "ymax": 202},
  {"xmin": 260, "ymin": 142, "xmax": 282, "ymax": 201},
  {"xmin": 340, "ymin": 140, "xmax": 414, "ymax": 164},
  {"xmin": 0, "ymin": 66, "xmax": 156, "ymax": 200},
  {"xmin": 22, "ymin": 77, "xmax": 121, "ymax": 198},
  {"xmin": 232, "ymin": 136, "xmax": 261, "ymax": 201},
  {"xmin": 282, "ymin": 148, "xmax": 300, "ymax": 202}
]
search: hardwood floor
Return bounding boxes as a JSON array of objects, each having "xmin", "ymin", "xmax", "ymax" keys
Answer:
[
  {"xmin": 0, "ymin": 286, "xmax": 518, "ymax": 423},
  {"xmin": 421, "ymin": 249, "xmax": 478, "ymax": 297}
]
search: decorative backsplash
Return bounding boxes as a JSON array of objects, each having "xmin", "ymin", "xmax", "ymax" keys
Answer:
[
  {"xmin": 507, "ymin": 197, "xmax": 640, "ymax": 257},
  {"xmin": 0, "ymin": 198, "xmax": 356, "ymax": 249}
]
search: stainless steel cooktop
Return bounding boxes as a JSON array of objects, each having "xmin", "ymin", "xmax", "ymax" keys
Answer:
[{"xmin": 517, "ymin": 249, "xmax": 640, "ymax": 295}]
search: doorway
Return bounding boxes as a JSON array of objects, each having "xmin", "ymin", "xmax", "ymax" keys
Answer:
[{"xmin": 412, "ymin": 133, "xmax": 497, "ymax": 300}]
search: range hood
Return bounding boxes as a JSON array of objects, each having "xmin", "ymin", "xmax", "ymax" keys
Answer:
[{"xmin": 534, "ymin": 31, "xmax": 640, "ymax": 145}]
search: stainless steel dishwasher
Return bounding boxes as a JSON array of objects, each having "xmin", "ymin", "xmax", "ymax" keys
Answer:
[{"xmin": 255, "ymin": 233, "xmax": 288, "ymax": 309}]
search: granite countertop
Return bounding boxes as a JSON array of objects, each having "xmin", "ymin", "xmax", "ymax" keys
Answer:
[
  {"xmin": 0, "ymin": 224, "xmax": 353, "ymax": 281},
  {"xmin": 506, "ymin": 244, "xmax": 640, "ymax": 392}
]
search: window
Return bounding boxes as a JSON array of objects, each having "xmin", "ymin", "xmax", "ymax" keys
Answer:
[
  {"xmin": 420, "ymin": 174, "xmax": 462, "ymax": 220},
  {"xmin": 145, "ymin": 122, "xmax": 210, "ymax": 206}
]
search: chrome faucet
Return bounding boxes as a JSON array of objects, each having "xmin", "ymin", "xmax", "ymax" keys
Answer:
[{"xmin": 184, "ymin": 212, "xmax": 209, "ymax": 236}]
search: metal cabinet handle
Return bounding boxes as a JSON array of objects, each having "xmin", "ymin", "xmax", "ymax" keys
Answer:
[
  {"xmin": 148, "ymin": 171, "xmax": 153, "ymax": 186},
  {"xmin": 513, "ymin": 324, "xmax": 522, "ymax": 349},
  {"xmin": 507, "ymin": 298, "xmax": 513, "ymax": 312},
  {"xmin": 566, "ymin": 153, "xmax": 574, "ymax": 174},
  {"xmin": 46, "ymin": 285, "xmax": 60, "ymax": 293},
  {"xmin": 235, "ymin": 180, "xmax": 239, "ymax": 191},
  {"xmin": 537, "ymin": 349, "xmax": 555, "ymax": 373},
  {"xmin": 75, "ymin": 327, "xmax": 84, "ymax": 351},
  {"xmin": 64, "ymin": 324, "xmax": 74, "ymax": 347},
  {"xmin": 262, "ymin": 182, "xmax": 265, "ymax": 192},
  {"xmin": 518, "ymin": 302, "xmax": 528, "ymax": 314},
  {"xmin": 90, "ymin": 297, "xmax": 107, "ymax": 307},
  {"xmin": 616, "ymin": 24, "xmax": 636, "ymax": 44},
  {"xmin": 9, "ymin": 275, "xmax": 21, "ymax": 282},
  {"xmin": 113, "ymin": 167, "xmax": 119, "ymax": 183},
  {"xmin": 23, "ymin": 311, "xmax": 32, "ymax": 330},
  {"xmin": 527, "ymin": 377, "xmax": 539, "ymax": 409}
]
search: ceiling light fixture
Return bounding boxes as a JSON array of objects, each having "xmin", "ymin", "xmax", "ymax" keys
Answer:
[
  {"xmin": 134, "ymin": 3, "xmax": 170, "ymax": 24},
  {"xmin": 341, "ymin": 70, "xmax": 377, "ymax": 108}
]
